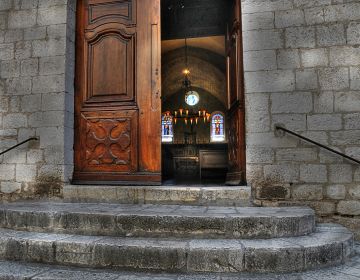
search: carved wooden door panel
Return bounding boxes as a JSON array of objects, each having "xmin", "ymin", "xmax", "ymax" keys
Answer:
[
  {"xmin": 74, "ymin": 0, "xmax": 161, "ymax": 184},
  {"xmin": 226, "ymin": 0, "xmax": 246, "ymax": 185}
]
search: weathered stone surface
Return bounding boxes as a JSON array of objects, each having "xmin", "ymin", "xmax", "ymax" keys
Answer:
[
  {"xmin": 293, "ymin": 184, "xmax": 323, "ymax": 201},
  {"xmin": 0, "ymin": 202, "xmax": 315, "ymax": 239},
  {"xmin": 326, "ymin": 185, "xmax": 346, "ymax": 200},
  {"xmin": 0, "ymin": 226, "xmax": 351, "ymax": 273},
  {"xmin": 64, "ymin": 185, "xmax": 251, "ymax": 207},
  {"xmin": 338, "ymin": 201, "xmax": 360, "ymax": 216},
  {"xmin": 300, "ymin": 165, "xmax": 327, "ymax": 183}
]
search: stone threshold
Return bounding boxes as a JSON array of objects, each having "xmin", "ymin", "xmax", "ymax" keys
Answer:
[{"xmin": 63, "ymin": 184, "xmax": 252, "ymax": 206}]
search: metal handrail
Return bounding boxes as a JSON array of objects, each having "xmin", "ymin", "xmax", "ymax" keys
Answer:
[
  {"xmin": 275, "ymin": 126, "xmax": 360, "ymax": 165},
  {"xmin": 0, "ymin": 137, "xmax": 39, "ymax": 156}
]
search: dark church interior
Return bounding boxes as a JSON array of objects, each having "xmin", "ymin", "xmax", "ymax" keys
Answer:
[{"xmin": 161, "ymin": 0, "xmax": 233, "ymax": 184}]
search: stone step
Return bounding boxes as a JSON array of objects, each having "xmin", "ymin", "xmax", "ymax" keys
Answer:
[
  {"xmin": 0, "ymin": 202, "xmax": 315, "ymax": 239},
  {"xmin": 0, "ymin": 244, "xmax": 359, "ymax": 280},
  {"xmin": 63, "ymin": 185, "xmax": 252, "ymax": 206},
  {"xmin": 0, "ymin": 224, "xmax": 353, "ymax": 273}
]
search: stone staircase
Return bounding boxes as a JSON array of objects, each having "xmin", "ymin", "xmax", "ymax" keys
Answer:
[{"xmin": 0, "ymin": 185, "xmax": 354, "ymax": 276}]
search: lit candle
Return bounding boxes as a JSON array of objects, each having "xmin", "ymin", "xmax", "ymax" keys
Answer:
[
  {"xmin": 174, "ymin": 118, "xmax": 177, "ymax": 124},
  {"xmin": 185, "ymin": 109, "xmax": 189, "ymax": 116},
  {"xmin": 190, "ymin": 118, "xmax": 193, "ymax": 125},
  {"xmin": 179, "ymin": 108, "xmax": 183, "ymax": 116},
  {"xmin": 185, "ymin": 118, "xmax": 188, "ymax": 125},
  {"xmin": 198, "ymin": 110, "xmax": 201, "ymax": 117},
  {"xmin": 195, "ymin": 117, "xmax": 198, "ymax": 124},
  {"xmin": 174, "ymin": 111, "xmax": 178, "ymax": 117},
  {"xmin": 202, "ymin": 110, "xmax": 206, "ymax": 116}
]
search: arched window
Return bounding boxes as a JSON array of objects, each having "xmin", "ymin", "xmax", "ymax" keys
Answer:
[
  {"xmin": 162, "ymin": 112, "xmax": 174, "ymax": 143},
  {"xmin": 210, "ymin": 112, "xmax": 225, "ymax": 142}
]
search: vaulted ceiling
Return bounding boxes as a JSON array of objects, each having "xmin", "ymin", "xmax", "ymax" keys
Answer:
[{"xmin": 162, "ymin": 43, "xmax": 227, "ymax": 106}]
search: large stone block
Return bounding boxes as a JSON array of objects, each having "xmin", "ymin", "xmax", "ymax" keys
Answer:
[
  {"xmin": 301, "ymin": 48, "xmax": 328, "ymax": 68},
  {"xmin": 337, "ymin": 200, "xmax": 360, "ymax": 215},
  {"xmin": 32, "ymin": 75, "xmax": 65, "ymax": 93},
  {"xmin": 304, "ymin": 7, "xmax": 325, "ymax": 25},
  {"xmin": 326, "ymin": 184, "xmax": 346, "ymax": 200},
  {"xmin": 243, "ymin": 50, "xmax": 277, "ymax": 71},
  {"xmin": 0, "ymin": 182, "xmax": 21, "ymax": 194},
  {"xmin": 300, "ymin": 164, "xmax": 327, "ymax": 183},
  {"xmin": 285, "ymin": 27, "xmax": 315, "ymax": 48},
  {"xmin": 7, "ymin": 77, "xmax": 32, "ymax": 95},
  {"xmin": 272, "ymin": 114, "xmax": 306, "ymax": 131},
  {"xmin": 38, "ymin": 6, "xmax": 67, "ymax": 26},
  {"xmin": 32, "ymin": 38, "xmax": 66, "ymax": 57},
  {"xmin": 296, "ymin": 69, "xmax": 318, "ymax": 90},
  {"xmin": 319, "ymin": 67, "xmax": 349, "ymax": 90},
  {"xmin": 334, "ymin": 91, "xmax": 360, "ymax": 112},
  {"xmin": 329, "ymin": 164, "xmax": 353, "ymax": 183},
  {"xmin": 0, "ymin": 43, "xmax": 14, "ymax": 60},
  {"xmin": 24, "ymin": 27, "xmax": 47, "ymax": 41},
  {"xmin": 275, "ymin": 9, "xmax": 305, "ymax": 28},
  {"xmin": 0, "ymin": 60, "xmax": 20, "ymax": 78},
  {"xmin": 317, "ymin": 24, "xmax": 346, "ymax": 47},
  {"xmin": 330, "ymin": 46, "xmax": 360, "ymax": 67},
  {"xmin": 330, "ymin": 130, "xmax": 360, "ymax": 146},
  {"xmin": 350, "ymin": 67, "xmax": 360, "ymax": 90},
  {"xmin": 8, "ymin": 10, "xmax": 37, "ymax": 29},
  {"xmin": 245, "ymin": 70, "xmax": 295, "ymax": 93},
  {"xmin": 247, "ymin": 147, "xmax": 274, "ymax": 164},
  {"xmin": 307, "ymin": 114, "xmax": 342, "ymax": 131},
  {"xmin": 242, "ymin": 12, "xmax": 274, "ymax": 31},
  {"xmin": 242, "ymin": 0, "xmax": 293, "ymax": 13},
  {"xmin": 276, "ymin": 148, "xmax": 317, "ymax": 162},
  {"xmin": 324, "ymin": 3, "xmax": 360, "ymax": 22},
  {"xmin": 16, "ymin": 164, "xmax": 37, "ymax": 182},
  {"xmin": 271, "ymin": 92, "xmax": 312, "ymax": 113},
  {"xmin": 20, "ymin": 58, "xmax": 39, "ymax": 77},
  {"xmin": 293, "ymin": 0, "xmax": 331, "ymax": 8},
  {"xmin": 347, "ymin": 22, "xmax": 360, "ymax": 45},
  {"xmin": 292, "ymin": 184, "xmax": 323, "ymax": 201},
  {"xmin": 263, "ymin": 164, "xmax": 299, "ymax": 182},
  {"xmin": 5, "ymin": 29, "xmax": 23, "ymax": 43},
  {"xmin": 246, "ymin": 94, "xmax": 270, "ymax": 132},
  {"xmin": 0, "ymin": 164, "xmax": 15, "ymax": 180},
  {"xmin": 243, "ymin": 30, "xmax": 283, "ymax": 51},
  {"xmin": 313, "ymin": 91, "xmax": 334, "ymax": 113},
  {"xmin": 277, "ymin": 49, "xmax": 300, "ymax": 70},
  {"xmin": 3, "ymin": 113, "xmax": 27, "ymax": 128}
]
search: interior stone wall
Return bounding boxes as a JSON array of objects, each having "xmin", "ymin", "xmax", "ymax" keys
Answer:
[
  {"xmin": 242, "ymin": 0, "xmax": 360, "ymax": 238},
  {"xmin": 0, "ymin": 0, "xmax": 75, "ymax": 198}
]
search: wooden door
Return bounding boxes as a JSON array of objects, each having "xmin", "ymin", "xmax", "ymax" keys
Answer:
[
  {"xmin": 73, "ymin": 0, "xmax": 161, "ymax": 184},
  {"xmin": 226, "ymin": 0, "xmax": 246, "ymax": 185}
]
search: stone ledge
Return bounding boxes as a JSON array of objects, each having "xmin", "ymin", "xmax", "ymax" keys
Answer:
[
  {"xmin": 0, "ymin": 225, "xmax": 352, "ymax": 273},
  {"xmin": 0, "ymin": 202, "xmax": 315, "ymax": 239},
  {"xmin": 63, "ymin": 185, "xmax": 252, "ymax": 206}
]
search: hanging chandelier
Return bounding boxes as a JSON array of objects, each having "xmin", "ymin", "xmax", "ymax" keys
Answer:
[{"xmin": 163, "ymin": 37, "xmax": 210, "ymax": 125}]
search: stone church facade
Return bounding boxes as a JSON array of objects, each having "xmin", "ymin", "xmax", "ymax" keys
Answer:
[{"xmin": 0, "ymin": 0, "xmax": 359, "ymax": 240}]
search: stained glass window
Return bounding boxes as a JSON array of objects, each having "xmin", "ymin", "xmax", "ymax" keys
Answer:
[
  {"xmin": 162, "ymin": 113, "xmax": 174, "ymax": 143},
  {"xmin": 210, "ymin": 112, "xmax": 225, "ymax": 142}
]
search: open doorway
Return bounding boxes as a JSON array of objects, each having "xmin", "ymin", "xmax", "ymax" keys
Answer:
[{"xmin": 160, "ymin": 0, "xmax": 239, "ymax": 185}]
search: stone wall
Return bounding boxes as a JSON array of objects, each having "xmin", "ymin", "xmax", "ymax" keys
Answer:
[
  {"xmin": 242, "ymin": 0, "xmax": 360, "ymax": 237},
  {"xmin": 0, "ymin": 0, "xmax": 75, "ymax": 198}
]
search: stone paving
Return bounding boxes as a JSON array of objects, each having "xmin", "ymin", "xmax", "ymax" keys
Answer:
[{"xmin": 0, "ymin": 243, "xmax": 358, "ymax": 279}]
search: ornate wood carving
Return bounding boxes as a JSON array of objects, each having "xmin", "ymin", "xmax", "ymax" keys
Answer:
[
  {"xmin": 86, "ymin": 119, "xmax": 131, "ymax": 165},
  {"xmin": 81, "ymin": 111, "xmax": 137, "ymax": 172},
  {"xmin": 74, "ymin": 0, "xmax": 161, "ymax": 184}
]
